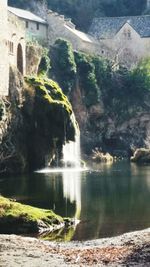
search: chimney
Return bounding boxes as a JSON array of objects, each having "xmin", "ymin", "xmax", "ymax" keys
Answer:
[{"xmin": 147, "ymin": 0, "xmax": 150, "ymax": 9}]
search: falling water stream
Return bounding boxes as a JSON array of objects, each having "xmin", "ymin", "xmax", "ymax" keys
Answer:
[
  {"xmin": 63, "ymin": 134, "xmax": 81, "ymax": 168},
  {"xmin": 62, "ymin": 111, "xmax": 81, "ymax": 169}
]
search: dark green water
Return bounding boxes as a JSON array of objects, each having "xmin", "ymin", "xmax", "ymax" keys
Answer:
[{"xmin": 0, "ymin": 161, "xmax": 150, "ymax": 241}]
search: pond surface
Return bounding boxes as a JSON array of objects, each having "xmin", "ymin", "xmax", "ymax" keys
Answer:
[{"xmin": 0, "ymin": 161, "xmax": 150, "ymax": 241}]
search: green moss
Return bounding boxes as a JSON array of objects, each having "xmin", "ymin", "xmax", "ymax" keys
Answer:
[
  {"xmin": 0, "ymin": 196, "xmax": 63, "ymax": 225},
  {"xmin": 21, "ymin": 75, "xmax": 78, "ymax": 169},
  {"xmin": 25, "ymin": 76, "xmax": 72, "ymax": 114}
]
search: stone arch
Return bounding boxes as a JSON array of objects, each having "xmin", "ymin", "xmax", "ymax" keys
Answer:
[{"xmin": 17, "ymin": 43, "xmax": 23, "ymax": 74}]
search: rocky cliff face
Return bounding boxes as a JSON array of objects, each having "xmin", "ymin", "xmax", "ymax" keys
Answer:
[
  {"xmin": 49, "ymin": 40, "xmax": 150, "ymax": 158},
  {"xmin": 71, "ymin": 84, "xmax": 150, "ymax": 158}
]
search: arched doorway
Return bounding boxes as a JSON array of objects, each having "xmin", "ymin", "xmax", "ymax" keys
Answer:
[{"xmin": 17, "ymin": 43, "xmax": 23, "ymax": 74}]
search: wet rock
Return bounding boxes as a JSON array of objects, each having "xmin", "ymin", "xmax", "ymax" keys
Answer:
[{"xmin": 131, "ymin": 148, "xmax": 150, "ymax": 163}]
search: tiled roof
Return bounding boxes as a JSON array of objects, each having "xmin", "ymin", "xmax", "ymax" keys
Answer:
[
  {"xmin": 8, "ymin": 6, "xmax": 47, "ymax": 24},
  {"xmin": 65, "ymin": 25, "xmax": 94, "ymax": 43},
  {"xmin": 89, "ymin": 15, "xmax": 150, "ymax": 39}
]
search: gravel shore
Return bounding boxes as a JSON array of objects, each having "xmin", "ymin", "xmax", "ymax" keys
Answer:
[{"xmin": 0, "ymin": 228, "xmax": 150, "ymax": 266}]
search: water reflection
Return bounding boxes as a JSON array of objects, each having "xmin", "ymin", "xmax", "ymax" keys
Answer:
[
  {"xmin": 40, "ymin": 225, "xmax": 77, "ymax": 242},
  {"xmin": 0, "ymin": 161, "xmax": 150, "ymax": 241},
  {"xmin": 63, "ymin": 170, "xmax": 82, "ymax": 219},
  {"xmin": 131, "ymin": 163, "xmax": 150, "ymax": 189},
  {"xmin": 73, "ymin": 161, "xmax": 150, "ymax": 240}
]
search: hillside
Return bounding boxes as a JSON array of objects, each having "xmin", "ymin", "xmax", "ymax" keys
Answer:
[{"xmin": 8, "ymin": 0, "xmax": 148, "ymax": 30}]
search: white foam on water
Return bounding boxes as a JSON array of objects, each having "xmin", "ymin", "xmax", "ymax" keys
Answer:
[{"xmin": 35, "ymin": 167, "xmax": 87, "ymax": 174}]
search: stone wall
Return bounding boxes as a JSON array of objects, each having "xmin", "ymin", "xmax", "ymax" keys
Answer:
[
  {"xmin": 0, "ymin": 2, "xmax": 27, "ymax": 96},
  {"xmin": 47, "ymin": 12, "xmax": 81, "ymax": 49},
  {"xmin": 47, "ymin": 11, "xmax": 96, "ymax": 52},
  {"xmin": 46, "ymin": 11, "xmax": 126, "ymax": 63},
  {"xmin": 25, "ymin": 20, "xmax": 47, "ymax": 46},
  {"xmin": 1, "ymin": 2, "xmax": 150, "ymax": 98},
  {"xmin": 0, "ymin": 0, "xmax": 9, "ymax": 96},
  {"xmin": 8, "ymin": 12, "xmax": 26, "ymax": 76},
  {"xmin": 26, "ymin": 44, "xmax": 43, "ymax": 76}
]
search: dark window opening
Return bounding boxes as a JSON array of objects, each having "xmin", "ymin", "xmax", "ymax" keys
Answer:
[
  {"xmin": 36, "ymin": 23, "xmax": 39, "ymax": 30},
  {"xmin": 17, "ymin": 43, "xmax": 23, "ymax": 74},
  {"xmin": 123, "ymin": 29, "xmax": 131, "ymax": 40},
  {"xmin": 127, "ymin": 30, "xmax": 131, "ymax": 39},
  {"xmin": 8, "ymin": 41, "xmax": 14, "ymax": 54},
  {"xmin": 123, "ymin": 29, "xmax": 127, "ymax": 37},
  {"xmin": 26, "ymin": 21, "xmax": 29, "ymax": 28}
]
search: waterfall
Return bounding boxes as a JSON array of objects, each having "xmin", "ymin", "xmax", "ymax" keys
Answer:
[
  {"xmin": 63, "ymin": 112, "xmax": 81, "ymax": 168},
  {"xmin": 63, "ymin": 133, "xmax": 81, "ymax": 168},
  {"xmin": 36, "ymin": 113, "xmax": 83, "ymax": 172}
]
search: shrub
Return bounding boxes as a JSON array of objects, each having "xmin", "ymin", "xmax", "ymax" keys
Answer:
[
  {"xmin": 38, "ymin": 48, "xmax": 51, "ymax": 77},
  {"xmin": 130, "ymin": 58, "xmax": 150, "ymax": 94},
  {"xmin": 75, "ymin": 52, "xmax": 100, "ymax": 106},
  {"xmin": 54, "ymin": 39, "xmax": 76, "ymax": 94}
]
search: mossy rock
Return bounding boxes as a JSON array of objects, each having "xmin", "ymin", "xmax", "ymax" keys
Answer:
[
  {"xmin": 0, "ymin": 196, "xmax": 63, "ymax": 234},
  {"xmin": 92, "ymin": 149, "xmax": 113, "ymax": 163},
  {"xmin": 25, "ymin": 76, "xmax": 73, "ymax": 115},
  {"xmin": 25, "ymin": 76, "xmax": 78, "ymax": 142},
  {"xmin": 23, "ymin": 76, "xmax": 78, "ymax": 170}
]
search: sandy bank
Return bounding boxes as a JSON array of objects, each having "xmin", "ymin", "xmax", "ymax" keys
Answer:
[{"xmin": 0, "ymin": 228, "xmax": 150, "ymax": 266}]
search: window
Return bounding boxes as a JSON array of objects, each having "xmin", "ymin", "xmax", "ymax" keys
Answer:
[
  {"xmin": 11, "ymin": 42, "xmax": 14, "ymax": 53},
  {"xmin": 26, "ymin": 21, "xmax": 29, "ymax": 28},
  {"xmin": 127, "ymin": 29, "xmax": 131, "ymax": 39},
  {"xmin": 17, "ymin": 43, "xmax": 23, "ymax": 74},
  {"xmin": 8, "ymin": 41, "xmax": 14, "ymax": 54},
  {"xmin": 123, "ymin": 29, "xmax": 127, "ymax": 38},
  {"xmin": 123, "ymin": 29, "xmax": 131, "ymax": 40},
  {"xmin": 36, "ymin": 23, "xmax": 39, "ymax": 30}
]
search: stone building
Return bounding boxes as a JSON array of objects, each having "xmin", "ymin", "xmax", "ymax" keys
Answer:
[
  {"xmin": 8, "ymin": 11, "xmax": 26, "ymax": 76},
  {"xmin": 89, "ymin": 16, "xmax": 150, "ymax": 67},
  {"xmin": 47, "ymin": 10, "xmax": 96, "ymax": 53},
  {"xmin": 1, "ymin": 0, "xmax": 150, "ymax": 96},
  {"xmin": 0, "ymin": 0, "xmax": 9, "ymax": 95},
  {"xmin": 0, "ymin": 1, "xmax": 47, "ymax": 96},
  {"xmin": 8, "ymin": 6, "xmax": 47, "ymax": 45}
]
